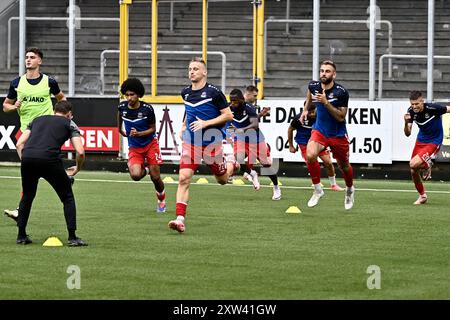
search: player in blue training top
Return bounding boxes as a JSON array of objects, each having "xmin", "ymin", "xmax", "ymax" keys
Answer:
[
  {"xmin": 404, "ymin": 90, "xmax": 450, "ymax": 205},
  {"xmin": 299, "ymin": 60, "xmax": 355, "ymax": 210},
  {"xmin": 288, "ymin": 106, "xmax": 343, "ymax": 192},
  {"xmin": 228, "ymin": 88, "xmax": 281, "ymax": 200},
  {"xmin": 168, "ymin": 57, "xmax": 238, "ymax": 233},
  {"xmin": 117, "ymin": 78, "xmax": 166, "ymax": 213}
]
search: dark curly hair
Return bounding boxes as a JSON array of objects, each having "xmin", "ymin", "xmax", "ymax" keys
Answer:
[{"xmin": 120, "ymin": 78, "xmax": 145, "ymax": 97}]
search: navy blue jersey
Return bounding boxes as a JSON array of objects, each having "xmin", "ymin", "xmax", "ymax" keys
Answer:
[
  {"xmin": 290, "ymin": 112, "xmax": 316, "ymax": 145},
  {"xmin": 118, "ymin": 101, "xmax": 156, "ymax": 148},
  {"xmin": 181, "ymin": 83, "xmax": 228, "ymax": 146},
  {"xmin": 231, "ymin": 103, "xmax": 265, "ymax": 143},
  {"xmin": 308, "ymin": 80, "xmax": 349, "ymax": 138},
  {"xmin": 7, "ymin": 73, "xmax": 61, "ymax": 100},
  {"xmin": 407, "ymin": 103, "xmax": 447, "ymax": 144}
]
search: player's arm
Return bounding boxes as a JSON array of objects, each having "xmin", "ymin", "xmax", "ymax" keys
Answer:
[
  {"xmin": 3, "ymin": 82, "xmax": 21, "ymax": 113},
  {"xmin": 179, "ymin": 117, "xmax": 187, "ymax": 140},
  {"xmin": 117, "ymin": 111, "xmax": 127, "ymax": 137},
  {"xmin": 66, "ymin": 136, "xmax": 85, "ymax": 176},
  {"xmin": 130, "ymin": 123, "xmax": 156, "ymax": 138},
  {"xmin": 257, "ymin": 107, "xmax": 270, "ymax": 119},
  {"xmin": 54, "ymin": 91, "xmax": 67, "ymax": 102},
  {"xmin": 190, "ymin": 107, "xmax": 233, "ymax": 132},
  {"xmin": 3, "ymin": 97, "xmax": 21, "ymax": 113},
  {"xmin": 49, "ymin": 78, "xmax": 66, "ymax": 102},
  {"xmin": 287, "ymin": 125, "xmax": 296, "ymax": 153},
  {"xmin": 326, "ymin": 104, "xmax": 347, "ymax": 122},
  {"xmin": 15, "ymin": 129, "xmax": 31, "ymax": 159},
  {"xmin": 235, "ymin": 117, "xmax": 258, "ymax": 133},
  {"xmin": 313, "ymin": 91, "xmax": 347, "ymax": 122},
  {"xmin": 404, "ymin": 113, "xmax": 412, "ymax": 137},
  {"xmin": 300, "ymin": 92, "xmax": 313, "ymax": 124},
  {"xmin": 446, "ymin": 106, "xmax": 450, "ymax": 113}
]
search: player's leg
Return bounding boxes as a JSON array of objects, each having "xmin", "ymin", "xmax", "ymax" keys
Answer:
[
  {"xmin": 330, "ymin": 136, "xmax": 354, "ymax": 210},
  {"xmin": 306, "ymin": 131, "xmax": 327, "ymax": 207},
  {"xmin": 410, "ymin": 155, "xmax": 428, "ymax": 204},
  {"xmin": 16, "ymin": 158, "xmax": 40, "ymax": 244},
  {"xmin": 43, "ymin": 160, "xmax": 87, "ymax": 246},
  {"xmin": 409, "ymin": 143, "xmax": 440, "ymax": 204},
  {"xmin": 4, "ymin": 130, "xmax": 23, "ymax": 222},
  {"xmin": 127, "ymin": 147, "xmax": 147, "ymax": 181},
  {"xmin": 168, "ymin": 143, "xmax": 198, "ymax": 233},
  {"xmin": 168, "ymin": 168, "xmax": 194, "ymax": 233},
  {"xmin": 247, "ymin": 142, "xmax": 261, "ymax": 190},
  {"xmin": 409, "ymin": 143, "xmax": 430, "ymax": 205},
  {"xmin": 149, "ymin": 165, "xmax": 166, "ymax": 213},
  {"xmin": 233, "ymin": 140, "xmax": 253, "ymax": 184},
  {"xmin": 211, "ymin": 143, "xmax": 239, "ymax": 185},
  {"xmin": 258, "ymin": 141, "xmax": 280, "ymax": 200},
  {"xmin": 319, "ymin": 150, "xmax": 343, "ymax": 191},
  {"xmin": 146, "ymin": 139, "xmax": 166, "ymax": 213}
]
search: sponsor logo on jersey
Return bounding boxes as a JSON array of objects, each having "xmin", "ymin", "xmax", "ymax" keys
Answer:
[{"xmin": 23, "ymin": 96, "xmax": 45, "ymax": 103}]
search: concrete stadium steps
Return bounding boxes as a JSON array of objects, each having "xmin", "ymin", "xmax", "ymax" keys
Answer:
[{"xmin": 2, "ymin": 0, "xmax": 450, "ymax": 99}]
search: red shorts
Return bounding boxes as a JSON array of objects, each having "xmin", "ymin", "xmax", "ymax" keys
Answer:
[
  {"xmin": 128, "ymin": 139, "xmax": 163, "ymax": 166},
  {"xmin": 179, "ymin": 143, "xmax": 227, "ymax": 176},
  {"xmin": 233, "ymin": 140, "xmax": 272, "ymax": 167},
  {"xmin": 299, "ymin": 144, "xmax": 329, "ymax": 161},
  {"xmin": 310, "ymin": 129, "xmax": 350, "ymax": 162},
  {"xmin": 411, "ymin": 141, "xmax": 440, "ymax": 165}
]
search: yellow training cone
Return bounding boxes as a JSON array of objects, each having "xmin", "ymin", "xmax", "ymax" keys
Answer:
[
  {"xmin": 43, "ymin": 236, "xmax": 63, "ymax": 247},
  {"xmin": 285, "ymin": 206, "xmax": 302, "ymax": 214},
  {"xmin": 196, "ymin": 178, "xmax": 209, "ymax": 184},
  {"xmin": 270, "ymin": 180, "xmax": 283, "ymax": 186},
  {"xmin": 163, "ymin": 176, "xmax": 175, "ymax": 183},
  {"xmin": 232, "ymin": 179, "xmax": 245, "ymax": 185}
]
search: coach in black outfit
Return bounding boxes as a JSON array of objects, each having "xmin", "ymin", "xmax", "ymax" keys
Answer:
[{"xmin": 15, "ymin": 100, "xmax": 87, "ymax": 246}]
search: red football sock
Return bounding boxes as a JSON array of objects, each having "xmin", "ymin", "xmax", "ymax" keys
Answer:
[
  {"xmin": 176, "ymin": 202, "xmax": 187, "ymax": 217},
  {"xmin": 156, "ymin": 190, "xmax": 166, "ymax": 201},
  {"xmin": 307, "ymin": 160, "xmax": 321, "ymax": 185},
  {"xmin": 342, "ymin": 165, "xmax": 354, "ymax": 188},
  {"xmin": 414, "ymin": 182, "xmax": 425, "ymax": 195}
]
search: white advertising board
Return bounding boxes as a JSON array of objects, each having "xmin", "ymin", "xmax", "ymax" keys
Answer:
[{"xmin": 120, "ymin": 99, "xmax": 424, "ymax": 164}]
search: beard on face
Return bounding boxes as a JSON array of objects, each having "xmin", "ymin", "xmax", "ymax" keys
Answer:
[{"xmin": 320, "ymin": 76, "xmax": 333, "ymax": 85}]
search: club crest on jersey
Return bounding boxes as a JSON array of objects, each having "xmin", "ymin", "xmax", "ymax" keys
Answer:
[
  {"xmin": 201, "ymin": 91, "xmax": 207, "ymax": 98},
  {"xmin": 425, "ymin": 113, "xmax": 430, "ymax": 119},
  {"xmin": 184, "ymin": 94, "xmax": 189, "ymax": 100},
  {"xmin": 138, "ymin": 112, "xmax": 143, "ymax": 118},
  {"xmin": 329, "ymin": 93, "xmax": 334, "ymax": 99}
]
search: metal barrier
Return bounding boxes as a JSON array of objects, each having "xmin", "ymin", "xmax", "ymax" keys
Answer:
[
  {"xmin": 264, "ymin": 18, "xmax": 393, "ymax": 77},
  {"xmin": 7, "ymin": 16, "xmax": 120, "ymax": 70},
  {"xmin": 377, "ymin": 53, "xmax": 450, "ymax": 99},
  {"xmin": 100, "ymin": 50, "xmax": 227, "ymax": 95}
]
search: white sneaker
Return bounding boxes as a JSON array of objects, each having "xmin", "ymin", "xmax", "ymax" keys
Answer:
[
  {"xmin": 307, "ymin": 190, "xmax": 324, "ymax": 207},
  {"xmin": 243, "ymin": 172, "xmax": 254, "ymax": 183},
  {"xmin": 272, "ymin": 186, "xmax": 281, "ymax": 200},
  {"xmin": 250, "ymin": 170, "xmax": 260, "ymax": 190},
  {"xmin": 344, "ymin": 187, "xmax": 355, "ymax": 210},
  {"xmin": 413, "ymin": 194, "xmax": 427, "ymax": 205},
  {"xmin": 4, "ymin": 208, "xmax": 18, "ymax": 221},
  {"xmin": 168, "ymin": 219, "xmax": 185, "ymax": 233}
]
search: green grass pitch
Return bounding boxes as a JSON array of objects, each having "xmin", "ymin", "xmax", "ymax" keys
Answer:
[{"xmin": 1, "ymin": 166, "xmax": 450, "ymax": 299}]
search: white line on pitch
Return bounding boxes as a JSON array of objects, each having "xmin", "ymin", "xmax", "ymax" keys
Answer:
[{"xmin": 1, "ymin": 175, "xmax": 449, "ymax": 194}]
